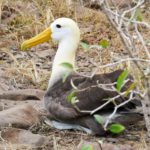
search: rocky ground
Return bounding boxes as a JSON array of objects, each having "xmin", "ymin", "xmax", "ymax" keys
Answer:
[{"xmin": 0, "ymin": 0, "xmax": 150, "ymax": 149}]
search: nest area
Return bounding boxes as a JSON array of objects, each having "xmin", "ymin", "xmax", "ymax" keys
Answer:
[{"xmin": 0, "ymin": 0, "xmax": 150, "ymax": 149}]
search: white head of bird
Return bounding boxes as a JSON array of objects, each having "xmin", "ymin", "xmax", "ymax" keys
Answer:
[{"xmin": 21, "ymin": 18, "xmax": 80, "ymax": 87}]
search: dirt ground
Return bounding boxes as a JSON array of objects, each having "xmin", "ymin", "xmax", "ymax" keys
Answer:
[{"xmin": 0, "ymin": 0, "xmax": 150, "ymax": 150}]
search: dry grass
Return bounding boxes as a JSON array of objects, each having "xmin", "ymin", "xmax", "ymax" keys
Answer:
[
  {"xmin": 0, "ymin": 0, "xmax": 150, "ymax": 149},
  {"xmin": 0, "ymin": 0, "xmax": 125, "ymax": 89}
]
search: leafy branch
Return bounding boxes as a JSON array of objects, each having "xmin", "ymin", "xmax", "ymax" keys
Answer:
[{"xmin": 66, "ymin": 69, "xmax": 140, "ymax": 134}]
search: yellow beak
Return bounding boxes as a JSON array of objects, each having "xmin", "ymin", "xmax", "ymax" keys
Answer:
[{"xmin": 21, "ymin": 28, "xmax": 52, "ymax": 51}]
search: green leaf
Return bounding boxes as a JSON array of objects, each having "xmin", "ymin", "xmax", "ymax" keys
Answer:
[
  {"xmin": 60, "ymin": 62, "xmax": 73, "ymax": 82},
  {"xmin": 70, "ymin": 96, "xmax": 78, "ymax": 105},
  {"xmin": 116, "ymin": 69, "xmax": 129, "ymax": 92},
  {"xmin": 67, "ymin": 91, "xmax": 76, "ymax": 102},
  {"xmin": 80, "ymin": 42, "xmax": 90, "ymax": 51},
  {"xmin": 81, "ymin": 145, "xmax": 93, "ymax": 150},
  {"xmin": 67, "ymin": 91, "xmax": 78, "ymax": 105},
  {"xmin": 136, "ymin": 8, "xmax": 143, "ymax": 22},
  {"xmin": 109, "ymin": 123, "xmax": 125, "ymax": 134},
  {"xmin": 60, "ymin": 62, "xmax": 73, "ymax": 70},
  {"xmin": 124, "ymin": 82, "xmax": 137, "ymax": 97},
  {"xmin": 99, "ymin": 39, "xmax": 109, "ymax": 48},
  {"xmin": 62, "ymin": 72, "xmax": 70, "ymax": 82},
  {"xmin": 94, "ymin": 114, "xmax": 104, "ymax": 125}
]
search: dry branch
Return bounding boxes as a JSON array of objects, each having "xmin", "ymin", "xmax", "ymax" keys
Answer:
[{"xmin": 80, "ymin": 0, "xmax": 150, "ymax": 137}]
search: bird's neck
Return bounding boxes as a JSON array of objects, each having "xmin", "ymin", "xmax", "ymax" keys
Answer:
[{"xmin": 48, "ymin": 37, "xmax": 79, "ymax": 88}]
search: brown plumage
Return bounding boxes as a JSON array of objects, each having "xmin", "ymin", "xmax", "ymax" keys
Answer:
[{"xmin": 44, "ymin": 70, "xmax": 142, "ymax": 135}]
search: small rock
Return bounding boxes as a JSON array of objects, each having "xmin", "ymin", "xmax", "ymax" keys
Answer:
[
  {"xmin": 0, "ymin": 104, "xmax": 41, "ymax": 128},
  {"xmin": 0, "ymin": 127, "xmax": 50, "ymax": 149}
]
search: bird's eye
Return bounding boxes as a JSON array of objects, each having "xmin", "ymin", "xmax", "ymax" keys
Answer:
[{"xmin": 56, "ymin": 24, "xmax": 61, "ymax": 28}]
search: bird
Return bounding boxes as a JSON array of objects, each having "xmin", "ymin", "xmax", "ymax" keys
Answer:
[{"xmin": 21, "ymin": 18, "xmax": 142, "ymax": 135}]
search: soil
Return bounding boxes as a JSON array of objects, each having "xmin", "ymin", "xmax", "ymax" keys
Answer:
[{"xmin": 0, "ymin": 0, "xmax": 150, "ymax": 149}]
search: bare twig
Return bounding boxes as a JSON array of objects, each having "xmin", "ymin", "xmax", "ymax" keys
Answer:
[
  {"xmin": 104, "ymin": 92, "xmax": 134, "ymax": 130},
  {"xmin": 90, "ymin": 91, "xmax": 126, "ymax": 115},
  {"xmin": 99, "ymin": 0, "xmax": 150, "ymax": 136}
]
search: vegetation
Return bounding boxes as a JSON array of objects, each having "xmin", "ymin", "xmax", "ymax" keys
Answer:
[{"xmin": 0, "ymin": 0, "xmax": 150, "ymax": 149}]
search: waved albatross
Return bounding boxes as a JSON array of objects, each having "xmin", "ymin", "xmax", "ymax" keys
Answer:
[{"xmin": 21, "ymin": 18, "xmax": 142, "ymax": 135}]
